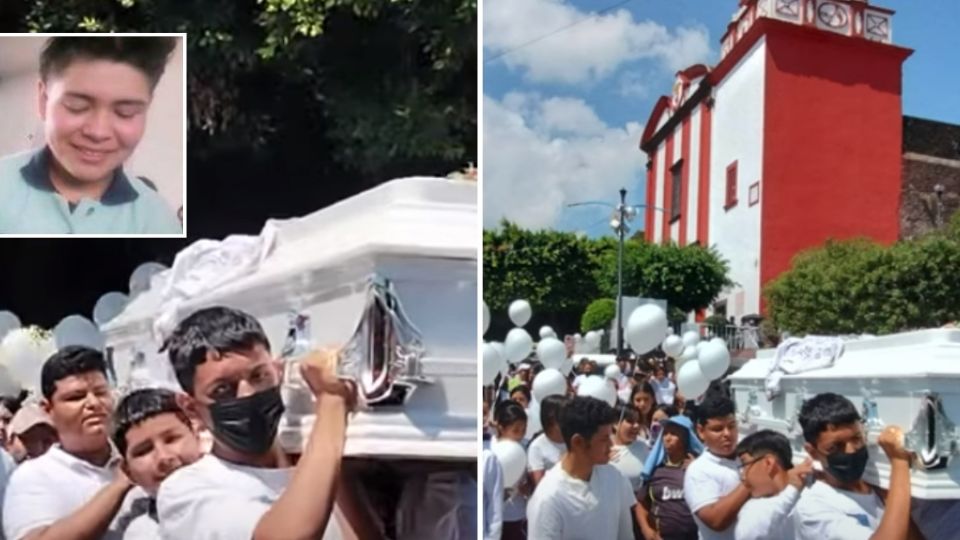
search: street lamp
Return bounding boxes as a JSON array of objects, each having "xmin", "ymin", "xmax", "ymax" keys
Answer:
[
  {"xmin": 935, "ymin": 183, "xmax": 945, "ymax": 229},
  {"xmin": 567, "ymin": 189, "xmax": 658, "ymax": 358}
]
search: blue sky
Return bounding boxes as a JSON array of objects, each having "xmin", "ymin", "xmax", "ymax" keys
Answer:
[{"xmin": 483, "ymin": 0, "xmax": 960, "ymax": 237}]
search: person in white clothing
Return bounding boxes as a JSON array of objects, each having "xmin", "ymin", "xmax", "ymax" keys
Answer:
[
  {"xmin": 0, "ymin": 446, "xmax": 15, "ymax": 537},
  {"xmin": 794, "ymin": 393, "xmax": 922, "ymax": 540},
  {"xmin": 651, "ymin": 366, "xmax": 676, "ymax": 407},
  {"xmin": 733, "ymin": 430, "xmax": 814, "ymax": 540},
  {"xmin": 492, "ymin": 400, "xmax": 529, "ymax": 540},
  {"xmin": 526, "ymin": 396, "xmax": 636, "ymax": 540},
  {"xmin": 6, "ymin": 404, "xmax": 58, "ymax": 463},
  {"xmin": 683, "ymin": 395, "xmax": 750, "ymax": 540},
  {"xmin": 527, "ymin": 395, "xmax": 568, "ymax": 487},
  {"xmin": 2, "ymin": 346, "xmax": 135, "ymax": 540},
  {"xmin": 155, "ymin": 307, "xmax": 380, "ymax": 540},
  {"xmin": 111, "ymin": 388, "xmax": 203, "ymax": 539},
  {"xmin": 609, "ymin": 404, "xmax": 650, "ymax": 494},
  {"xmin": 483, "ymin": 438, "xmax": 504, "ymax": 540}
]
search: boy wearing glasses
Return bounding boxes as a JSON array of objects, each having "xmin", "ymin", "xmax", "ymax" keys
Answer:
[
  {"xmin": 794, "ymin": 393, "xmax": 921, "ymax": 540},
  {"xmin": 733, "ymin": 430, "xmax": 813, "ymax": 540}
]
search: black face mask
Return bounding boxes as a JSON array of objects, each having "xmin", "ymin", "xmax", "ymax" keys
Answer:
[
  {"xmin": 208, "ymin": 386, "xmax": 285, "ymax": 455},
  {"xmin": 824, "ymin": 445, "xmax": 869, "ymax": 484}
]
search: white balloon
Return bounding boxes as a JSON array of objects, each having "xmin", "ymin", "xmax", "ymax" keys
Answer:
[
  {"xmin": 491, "ymin": 440, "xmax": 527, "ymax": 487},
  {"xmin": 504, "ymin": 328, "xmax": 534, "ymax": 363},
  {"xmin": 677, "ymin": 360, "xmax": 710, "ymax": 398},
  {"xmin": 559, "ymin": 356, "xmax": 574, "ymax": 376},
  {"xmin": 54, "ymin": 315, "xmax": 105, "ymax": 351},
  {"xmin": 508, "ymin": 300, "xmax": 532, "ymax": 327},
  {"xmin": 490, "ymin": 342, "xmax": 507, "ymax": 371},
  {"xmin": 0, "ymin": 328, "xmax": 58, "ymax": 393},
  {"xmin": 0, "ymin": 365, "xmax": 21, "ymax": 396},
  {"xmin": 626, "ymin": 304, "xmax": 668, "ymax": 354},
  {"xmin": 662, "ymin": 335, "xmax": 684, "ymax": 358},
  {"xmin": 482, "ymin": 343, "xmax": 502, "ymax": 386},
  {"xmin": 604, "ymin": 364, "xmax": 621, "ymax": 380},
  {"xmin": 525, "ymin": 400, "xmax": 542, "ymax": 440},
  {"xmin": 129, "ymin": 262, "xmax": 168, "ymax": 297},
  {"xmin": 681, "ymin": 330, "xmax": 701, "ymax": 348},
  {"xmin": 577, "ymin": 375, "xmax": 617, "ymax": 406},
  {"xmin": 93, "ymin": 292, "xmax": 129, "ymax": 326},
  {"xmin": 710, "ymin": 337, "xmax": 727, "ymax": 348},
  {"xmin": 538, "ymin": 326, "xmax": 556, "ymax": 339},
  {"xmin": 0, "ymin": 311, "xmax": 21, "ymax": 341},
  {"xmin": 483, "ymin": 302, "xmax": 491, "ymax": 335},
  {"xmin": 696, "ymin": 341, "xmax": 707, "ymax": 355},
  {"xmin": 699, "ymin": 340, "xmax": 732, "ymax": 380},
  {"xmin": 584, "ymin": 331, "xmax": 601, "ymax": 351},
  {"xmin": 680, "ymin": 345, "xmax": 699, "ymax": 361},
  {"xmin": 536, "ymin": 337, "xmax": 566, "ymax": 370},
  {"xmin": 532, "ymin": 368, "xmax": 567, "ymax": 401}
]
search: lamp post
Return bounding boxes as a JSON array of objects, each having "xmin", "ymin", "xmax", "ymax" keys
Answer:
[
  {"xmin": 567, "ymin": 190, "xmax": 647, "ymax": 358},
  {"xmin": 935, "ymin": 183, "xmax": 945, "ymax": 229}
]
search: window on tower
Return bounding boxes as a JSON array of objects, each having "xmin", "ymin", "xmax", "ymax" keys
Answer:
[
  {"xmin": 725, "ymin": 161, "xmax": 738, "ymax": 209},
  {"xmin": 671, "ymin": 160, "xmax": 683, "ymax": 223}
]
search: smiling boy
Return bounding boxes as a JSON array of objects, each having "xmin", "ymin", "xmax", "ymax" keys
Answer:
[{"xmin": 0, "ymin": 36, "xmax": 181, "ymax": 234}]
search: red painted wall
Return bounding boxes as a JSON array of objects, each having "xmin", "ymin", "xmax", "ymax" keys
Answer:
[
  {"xmin": 759, "ymin": 23, "xmax": 911, "ymax": 311},
  {"xmin": 679, "ymin": 116, "xmax": 691, "ymax": 246},
  {"xmin": 697, "ymin": 102, "xmax": 712, "ymax": 246},
  {"xmin": 662, "ymin": 133, "xmax": 675, "ymax": 244}
]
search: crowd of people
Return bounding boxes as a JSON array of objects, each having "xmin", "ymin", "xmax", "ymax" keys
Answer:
[
  {"xmin": 0, "ymin": 306, "xmax": 379, "ymax": 540},
  {"xmin": 483, "ymin": 355, "xmax": 933, "ymax": 540}
]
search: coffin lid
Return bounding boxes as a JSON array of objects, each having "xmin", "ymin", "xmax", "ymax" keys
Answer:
[{"xmin": 729, "ymin": 328, "xmax": 960, "ymax": 381}]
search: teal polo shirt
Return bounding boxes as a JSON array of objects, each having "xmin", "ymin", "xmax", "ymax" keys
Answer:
[{"xmin": 0, "ymin": 147, "xmax": 181, "ymax": 234}]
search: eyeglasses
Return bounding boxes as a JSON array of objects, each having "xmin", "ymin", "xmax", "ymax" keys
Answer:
[{"xmin": 737, "ymin": 454, "xmax": 768, "ymax": 475}]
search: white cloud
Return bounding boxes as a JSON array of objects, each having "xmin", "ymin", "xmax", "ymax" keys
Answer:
[
  {"xmin": 617, "ymin": 70, "xmax": 652, "ymax": 99},
  {"xmin": 484, "ymin": 0, "xmax": 712, "ymax": 85},
  {"xmin": 483, "ymin": 93, "xmax": 645, "ymax": 229}
]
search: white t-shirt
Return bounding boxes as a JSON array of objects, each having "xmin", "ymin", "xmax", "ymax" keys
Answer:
[
  {"xmin": 122, "ymin": 513, "xmax": 159, "ymax": 540},
  {"xmin": 483, "ymin": 443, "xmax": 504, "ymax": 540},
  {"xmin": 653, "ymin": 377, "xmax": 676, "ymax": 406},
  {"xmin": 609, "ymin": 441, "xmax": 649, "ymax": 493},
  {"xmin": 683, "ymin": 450, "xmax": 742, "ymax": 540},
  {"xmin": 0, "ymin": 447, "xmax": 15, "ymax": 535},
  {"xmin": 527, "ymin": 463, "xmax": 636, "ymax": 540},
  {"xmin": 794, "ymin": 481, "xmax": 884, "ymax": 540},
  {"xmin": 735, "ymin": 485, "xmax": 801, "ymax": 540},
  {"xmin": 156, "ymin": 454, "xmax": 342, "ymax": 540},
  {"xmin": 527, "ymin": 434, "xmax": 565, "ymax": 474},
  {"xmin": 2, "ymin": 445, "xmax": 132, "ymax": 540}
]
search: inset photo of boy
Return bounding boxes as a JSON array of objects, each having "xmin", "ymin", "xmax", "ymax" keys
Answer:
[{"xmin": 0, "ymin": 34, "xmax": 184, "ymax": 236}]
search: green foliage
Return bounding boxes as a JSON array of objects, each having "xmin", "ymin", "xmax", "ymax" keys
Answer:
[
  {"xmin": 581, "ymin": 299, "xmax": 616, "ymax": 333},
  {"xmin": 483, "ymin": 222, "xmax": 732, "ymax": 336},
  {"xmin": 15, "ymin": 0, "xmax": 476, "ymax": 181},
  {"xmin": 704, "ymin": 314, "xmax": 729, "ymax": 333},
  {"xmin": 765, "ymin": 235, "xmax": 960, "ymax": 335},
  {"xmin": 591, "ymin": 240, "xmax": 733, "ymax": 313}
]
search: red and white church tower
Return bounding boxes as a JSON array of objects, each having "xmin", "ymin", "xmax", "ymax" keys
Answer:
[{"xmin": 640, "ymin": 0, "xmax": 912, "ymax": 321}]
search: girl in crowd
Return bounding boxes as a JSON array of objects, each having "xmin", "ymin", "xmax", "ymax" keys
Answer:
[
  {"xmin": 630, "ymin": 382, "xmax": 658, "ymax": 442},
  {"xmin": 509, "ymin": 384, "xmax": 531, "ymax": 410},
  {"xmin": 609, "ymin": 404, "xmax": 650, "ymax": 496},
  {"xmin": 527, "ymin": 395, "xmax": 568, "ymax": 487},
  {"xmin": 638, "ymin": 416, "xmax": 703, "ymax": 540},
  {"xmin": 494, "ymin": 400, "xmax": 529, "ymax": 540}
]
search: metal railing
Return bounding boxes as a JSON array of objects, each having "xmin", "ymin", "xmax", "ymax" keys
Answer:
[{"xmin": 672, "ymin": 322, "xmax": 761, "ymax": 351}]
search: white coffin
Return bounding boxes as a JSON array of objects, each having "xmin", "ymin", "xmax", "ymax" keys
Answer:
[
  {"xmin": 728, "ymin": 329, "xmax": 960, "ymax": 499},
  {"xmin": 102, "ymin": 178, "xmax": 477, "ymax": 461}
]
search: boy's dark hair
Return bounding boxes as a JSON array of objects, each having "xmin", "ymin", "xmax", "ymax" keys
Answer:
[
  {"xmin": 494, "ymin": 399, "xmax": 527, "ymax": 428},
  {"xmin": 735, "ymin": 429, "xmax": 793, "ymax": 470},
  {"xmin": 656, "ymin": 404, "xmax": 679, "ymax": 417},
  {"xmin": 41, "ymin": 346, "xmax": 107, "ymax": 400},
  {"xmin": 558, "ymin": 396, "xmax": 618, "ymax": 449},
  {"xmin": 798, "ymin": 392, "xmax": 861, "ymax": 444},
  {"xmin": 696, "ymin": 395, "xmax": 736, "ymax": 426},
  {"xmin": 112, "ymin": 388, "xmax": 191, "ymax": 457},
  {"xmin": 509, "ymin": 384, "xmax": 531, "ymax": 402},
  {"xmin": 40, "ymin": 37, "xmax": 176, "ymax": 90},
  {"xmin": 0, "ymin": 389, "xmax": 29, "ymax": 415},
  {"xmin": 161, "ymin": 307, "xmax": 271, "ymax": 395},
  {"xmin": 616, "ymin": 404, "xmax": 640, "ymax": 424},
  {"xmin": 539, "ymin": 394, "xmax": 568, "ymax": 431}
]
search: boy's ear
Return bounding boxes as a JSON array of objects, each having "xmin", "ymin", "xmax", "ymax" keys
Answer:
[
  {"xmin": 120, "ymin": 459, "xmax": 131, "ymax": 478},
  {"xmin": 41, "ymin": 398, "xmax": 52, "ymax": 415},
  {"xmin": 803, "ymin": 442, "xmax": 817, "ymax": 460},
  {"xmin": 38, "ymin": 79, "xmax": 48, "ymax": 121}
]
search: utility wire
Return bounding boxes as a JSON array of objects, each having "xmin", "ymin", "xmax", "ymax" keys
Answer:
[{"xmin": 485, "ymin": 0, "xmax": 637, "ymax": 63}]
